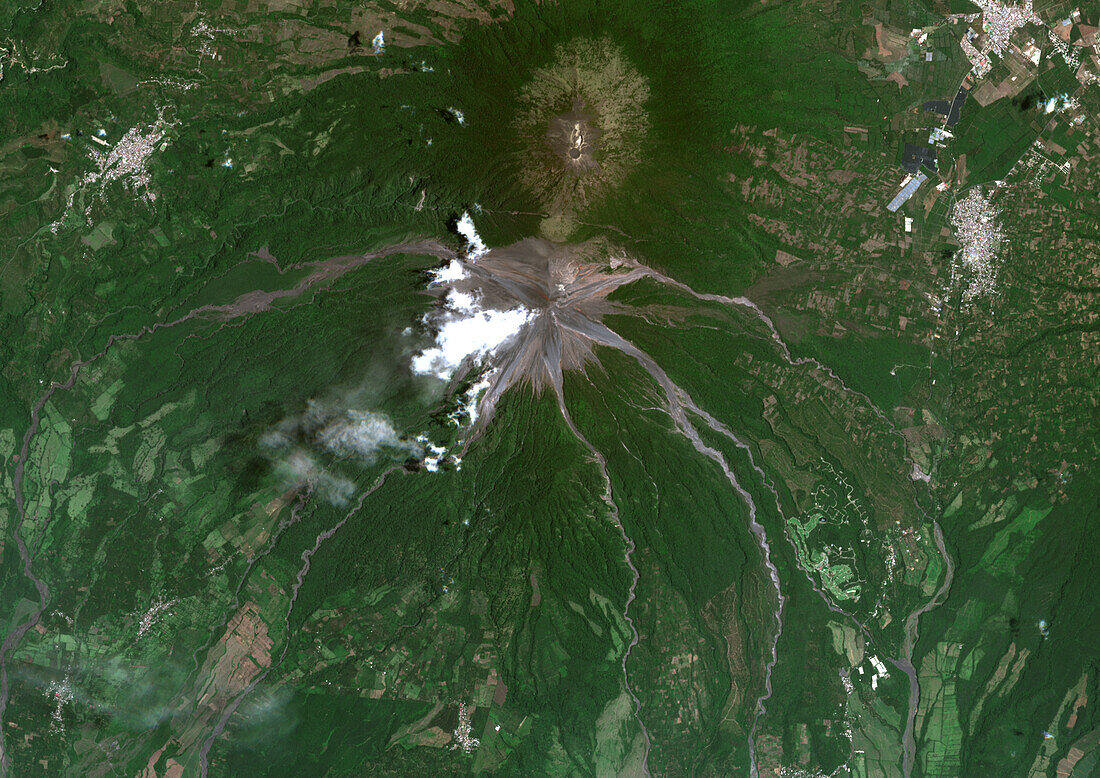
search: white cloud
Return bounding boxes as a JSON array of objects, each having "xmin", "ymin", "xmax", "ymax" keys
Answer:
[
  {"xmin": 415, "ymin": 213, "xmax": 532, "ymax": 381},
  {"xmin": 414, "ymin": 434, "xmax": 451, "ymax": 473},
  {"xmin": 455, "ymin": 373, "xmax": 492, "ymax": 426},
  {"xmin": 422, "ymin": 441, "xmax": 447, "ymax": 472},
  {"xmin": 431, "ymin": 259, "xmax": 468, "ymax": 285},
  {"xmin": 1043, "ymin": 93, "xmax": 1071, "ymax": 114},
  {"xmin": 447, "ymin": 289, "xmax": 479, "ymax": 313},
  {"xmin": 260, "ymin": 429, "xmax": 291, "ymax": 450},
  {"xmin": 456, "ymin": 212, "xmax": 487, "ymax": 258},
  {"xmin": 263, "ymin": 402, "xmax": 419, "ymax": 503},
  {"xmin": 276, "ymin": 450, "xmax": 355, "ymax": 505},
  {"xmin": 317, "ymin": 409, "xmax": 411, "ymax": 460},
  {"xmin": 412, "ymin": 304, "xmax": 532, "ymax": 379}
]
